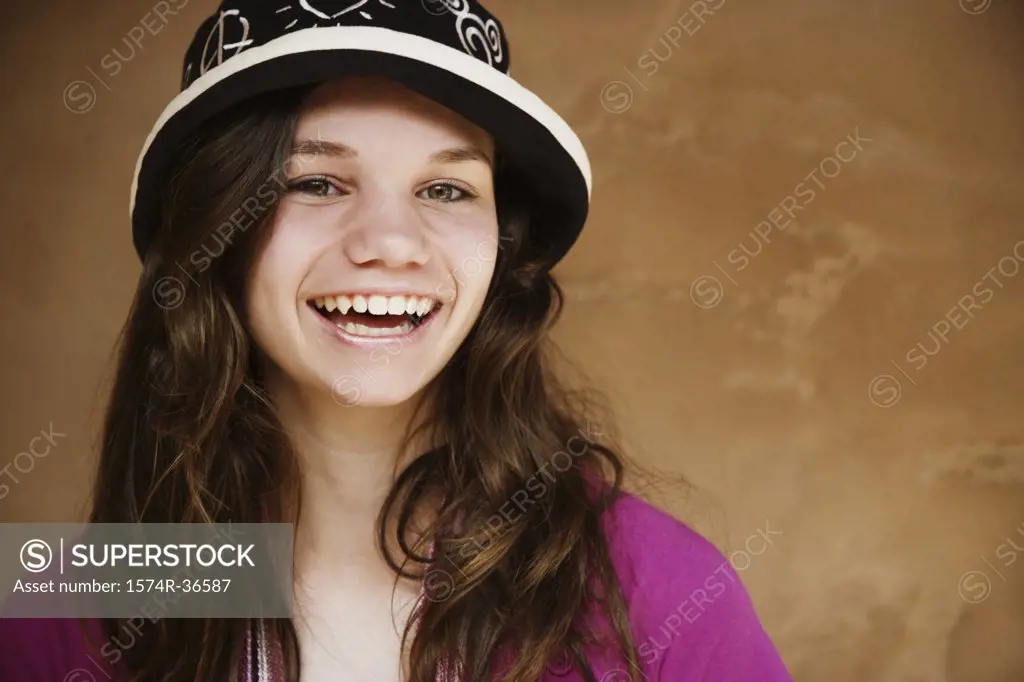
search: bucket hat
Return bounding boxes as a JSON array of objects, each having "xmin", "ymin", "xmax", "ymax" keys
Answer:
[{"xmin": 129, "ymin": 0, "xmax": 592, "ymax": 264}]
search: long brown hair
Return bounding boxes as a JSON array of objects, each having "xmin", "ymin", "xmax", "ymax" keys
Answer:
[{"xmin": 90, "ymin": 83, "xmax": 645, "ymax": 682}]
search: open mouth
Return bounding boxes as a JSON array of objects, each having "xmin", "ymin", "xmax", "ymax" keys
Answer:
[{"xmin": 309, "ymin": 293, "xmax": 441, "ymax": 338}]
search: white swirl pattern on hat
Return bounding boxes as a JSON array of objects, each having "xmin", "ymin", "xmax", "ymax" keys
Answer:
[
  {"xmin": 437, "ymin": 0, "xmax": 504, "ymax": 67},
  {"xmin": 295, "ymin": 0, "xmax": 394, "ymax": 22}
]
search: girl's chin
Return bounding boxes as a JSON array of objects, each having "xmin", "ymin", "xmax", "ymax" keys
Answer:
[{"xmin": 309, "ymin": 372, "xmax": 426, "ymax": 408}]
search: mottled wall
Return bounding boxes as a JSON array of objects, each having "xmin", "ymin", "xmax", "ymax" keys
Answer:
[{"xmin": 1, "ymin": 1, "xmax": 1022, "ymax": 680}]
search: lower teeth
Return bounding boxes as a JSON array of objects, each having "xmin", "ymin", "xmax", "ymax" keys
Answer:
[{"xmin": 337, "ymin": 320, "xmax": 415, "ymax": 337}]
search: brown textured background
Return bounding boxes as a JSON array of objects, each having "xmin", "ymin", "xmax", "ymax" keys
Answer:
[{"xmin": 2, "ymin": 0, "xmax": 1023, "ymax": 680}]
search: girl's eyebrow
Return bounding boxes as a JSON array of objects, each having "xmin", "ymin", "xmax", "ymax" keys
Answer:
[
  {"xmin": 291, "ymin": 138, "xmax": 356, "ymax": 159},
  {"xmin": 428, "ymin": 145, "xmax": 493, "ymax": 168},
  {"xmin": 290, "ymin": 139, "xmax": 493, "ymax": 168}
]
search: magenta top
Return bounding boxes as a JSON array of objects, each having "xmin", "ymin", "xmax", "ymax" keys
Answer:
[{"xmin": 0, "ymin": 493, "xmax": 792, "ymax": 681}]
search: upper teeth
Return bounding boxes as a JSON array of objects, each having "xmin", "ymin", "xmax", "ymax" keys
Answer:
[{"xmin": 313, "ymin": 294, "xmax": 438, "ymax": 317}]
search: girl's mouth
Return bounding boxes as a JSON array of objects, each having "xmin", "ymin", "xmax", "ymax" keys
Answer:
[{"xmin": 308, "ymin": 293, "xmax": 442, "ymax": 338}]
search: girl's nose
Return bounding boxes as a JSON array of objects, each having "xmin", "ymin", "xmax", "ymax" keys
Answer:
[{"xmin": 340, "ymin": 197, "xmax": 430, "ymax": 269}]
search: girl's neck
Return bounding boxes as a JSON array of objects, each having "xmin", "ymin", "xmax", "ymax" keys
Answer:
[{"xmin": 265, "ymin": 368, "xmax": 440, "ymax": 583}]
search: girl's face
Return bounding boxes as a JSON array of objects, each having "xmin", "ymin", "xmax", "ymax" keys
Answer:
[{"xmin": 247, "ymin": 76, "xmax": 499, "ymax": 406}]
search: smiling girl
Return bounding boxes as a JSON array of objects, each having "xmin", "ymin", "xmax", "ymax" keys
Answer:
[{"xmin": 0, "ymin": 1, "xmax": 791, "ymax": 681}]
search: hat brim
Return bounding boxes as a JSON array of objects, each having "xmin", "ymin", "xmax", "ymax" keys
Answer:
[{"xmin": 130, "ymin": 25, "xmax": 591, "ymax": 264}]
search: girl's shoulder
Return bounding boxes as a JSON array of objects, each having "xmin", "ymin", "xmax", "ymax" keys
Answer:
[
  {"xmin": 0, "ymin": 612, "xmax": 118, "ymax": 682},
  {"xmin": 592, "ymin": 490, "xmax": 794, "ymax": 681},
  {"xmin": 601, "ymin": 488, "xmax": 735, "ymax": 586}
]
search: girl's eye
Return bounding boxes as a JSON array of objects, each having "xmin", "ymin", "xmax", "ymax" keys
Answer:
[
  {"xmin": 288, "ymin": 177, "xmax": 342, "ymax": 198},
  {"xmin": 419, "ymin": 181, "xmax": 474, "ymax": 203}
]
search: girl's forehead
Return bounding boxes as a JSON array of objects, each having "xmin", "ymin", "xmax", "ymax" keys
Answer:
[
  {"xmin": 300, "ymin": 75, "xmax": 446, "ymax": 118},
  {"xmin": 294, "ymin": 77, "xmax": 495, "ymax": 152}
]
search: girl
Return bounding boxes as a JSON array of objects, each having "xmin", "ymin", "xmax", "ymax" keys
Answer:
[{"xmin": 0, "ymin": 1, "xmax": 792, "ymax": 680}]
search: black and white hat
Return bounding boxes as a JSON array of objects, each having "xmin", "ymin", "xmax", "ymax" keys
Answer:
[{"xmin": 129, "ymin": 0, "xmax": 592, "ymax": 264}]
